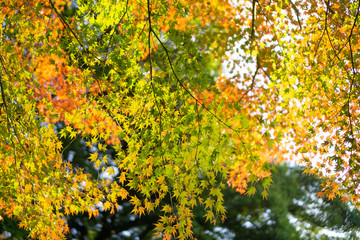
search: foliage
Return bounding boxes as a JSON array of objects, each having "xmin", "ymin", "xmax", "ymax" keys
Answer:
[
  {"xmin": 222, "ymin": 164, "xmax": 360, "ymax": 240},
  {"xmin": 3, "ymin": 163, "xmax": 360, "ymax": 240},
  {"xmin": 0, "ymin": 0, "xmax": 359, "ymax": 239}
]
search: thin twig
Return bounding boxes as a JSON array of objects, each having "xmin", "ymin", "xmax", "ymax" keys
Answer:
[
  {"xmin": 289, "ymin": 0, "xmax": 302, "ymax": 31},
  {"xmin": 250, "ymin": 0, "xmax": 257, "ymax": 46},
  {"xmin": 147, "ymin": 0, "xmax": 162, "ymax": 148},
  {"xmin": 239, "ymin": 55, "xmax": 259, "ymax": 103}
]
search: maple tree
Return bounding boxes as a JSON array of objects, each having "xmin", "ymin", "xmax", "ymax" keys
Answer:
[{"xmin": 0, "ymin": 0, "xmax": 360, "ymax": 239}]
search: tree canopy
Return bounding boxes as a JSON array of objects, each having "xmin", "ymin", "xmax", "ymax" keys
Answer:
[{"xmin": 0, "ymin": 0, "xmax": 359, "ymax": 239}]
